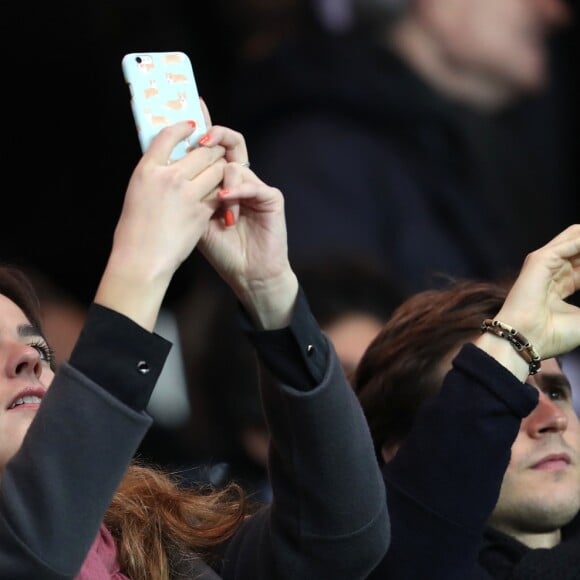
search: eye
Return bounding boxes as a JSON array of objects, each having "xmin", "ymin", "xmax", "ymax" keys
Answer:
[
  {"xmin": 29, "ymin": 339, "xmax": 55, "ymax": 366},
  {"xmin": 546, "ymin": 385, "xmax": 570, "ymax": 402}
]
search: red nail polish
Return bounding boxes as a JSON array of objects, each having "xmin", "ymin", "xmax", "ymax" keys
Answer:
[
  {"xmin": 187, "ymin": 120, "xmax": 197, "ymax": 129},
  {"xmin": 218, "ymin": 188, "xmax": 229, "ymax": 198},
  {"xmin": 224, "ymin": 209, "xmax": 235, "ymax": 227},
  {"xmin": 198, "ymin": 134, "xmax": 210, "ymax": 145}
]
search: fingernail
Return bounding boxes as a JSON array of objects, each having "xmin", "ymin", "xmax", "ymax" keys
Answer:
[
  {"xmin": 198, "ymin": 133, "xmax": 210, "ymax": 145},
  {"xmin": 224, "ymin": 209, "xmax": 235, "ymax": 227},
  {"xmin": 218, "ymin": 188, "xmax": 229, "ymax": 198},
  {"xmin": 187, "ymin": 120, "xmax": 197, "ymax": 129}
]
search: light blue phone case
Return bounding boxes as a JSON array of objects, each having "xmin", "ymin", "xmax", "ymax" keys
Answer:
[{"xmin": 122, "ymin": 51, "xmax": 207, "ymax": 162}]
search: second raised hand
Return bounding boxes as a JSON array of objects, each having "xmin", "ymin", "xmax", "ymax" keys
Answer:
[{"xmin": 200, "ymin": 164, "xmax": 298, "ymax": 331}]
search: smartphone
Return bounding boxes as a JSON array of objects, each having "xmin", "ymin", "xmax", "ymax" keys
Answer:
[{"xmin": 121, "ymin": 51, "xmax": 207, "ymax": 162}]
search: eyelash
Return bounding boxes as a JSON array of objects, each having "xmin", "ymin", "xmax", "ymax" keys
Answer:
[{"xmin": 29, "ymin": 339, "xmax": 55, "ymax": 367}]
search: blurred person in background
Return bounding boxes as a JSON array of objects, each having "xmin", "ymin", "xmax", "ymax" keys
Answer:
[{"xmin": 228, "ymin": 0, "xmax": 577, "ymax": 295}]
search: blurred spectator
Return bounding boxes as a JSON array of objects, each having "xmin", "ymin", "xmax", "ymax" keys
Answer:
[
  {"xmin": 228, "ymin": 0, "xmax": 578, "ymax": 296},
  {"xmin": 295, "ymin": 255, "xmax": 404, "ymax": 376}
]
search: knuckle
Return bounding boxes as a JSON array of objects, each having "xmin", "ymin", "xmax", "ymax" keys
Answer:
[{"xmin": 232, "ymin": 129, "xmax": 245, "ymax": 143}]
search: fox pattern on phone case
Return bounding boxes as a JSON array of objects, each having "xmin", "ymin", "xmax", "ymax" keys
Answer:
[
  {"xmin": 165, "ymin": 92, "xmax": 187, "ymax": 110},
  {"xmin": 122, "ymin": 51, "xmax": 207, "ymax": 161},
  {"xmin": 143, "ymin": 109, "xmax": 171, "ymax": 126},
  {"xmin": 166, "ymin": 72, "xmax": 188, "ymax": 84},
  {"xmin": 144, "ymin": 80, "xmax": 159, "ymax": 99}
]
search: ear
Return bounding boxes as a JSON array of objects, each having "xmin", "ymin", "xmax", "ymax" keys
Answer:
[{"xmin": 381, "ymin": 441, "xmax": 401, "ymax": 463}]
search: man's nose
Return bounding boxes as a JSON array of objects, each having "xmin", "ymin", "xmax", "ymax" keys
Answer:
[{"xmin": 523, "ymin": 391, "xmax": 568, "ymax": 437}]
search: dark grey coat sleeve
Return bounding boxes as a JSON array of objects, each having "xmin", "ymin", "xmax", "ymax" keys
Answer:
[{"xmin": 220, "ymin": 290, "xmax": 390, "ymax": 579}]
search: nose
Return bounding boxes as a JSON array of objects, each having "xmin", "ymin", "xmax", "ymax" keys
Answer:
[
  {"xmin": 4, "ymin": 343, "xmax": 43, "ymax": 380},
  {"xmin": 523, "ymin": 391, "xmax": 568, "ymax": 438}
]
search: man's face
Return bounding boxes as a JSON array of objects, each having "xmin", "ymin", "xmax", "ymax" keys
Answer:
[
  {"xmin": 426, "ymin": 0, "xmax": 570, "ymax": 95},
  {"xmin": 489, "ymin": 358, "xmax": 580, "ymax": 536}
]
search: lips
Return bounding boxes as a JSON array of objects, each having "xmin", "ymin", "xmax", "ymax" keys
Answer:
[
  {"xmin": 7, "ymin": 387, "xmax": 46, "ymax": 410},
  {"xmin": 531, "ymin": 453, "xmax": 571, "ymax": 471}
]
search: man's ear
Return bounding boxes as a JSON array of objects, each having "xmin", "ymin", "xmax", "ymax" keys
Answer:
[{"xmin": 381, "ymin": 441, "xmax": 401, "ymax": 463}]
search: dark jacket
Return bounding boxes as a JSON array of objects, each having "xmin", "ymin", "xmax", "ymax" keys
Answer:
[
  {"xmin": 478, "ymin": 518, "xmax": 580, "ymax": 579},
  {"xmin": 221, "ymin": 288, "xmax": 390, "ymax": 579},
  {"xmin": 231, "ymin": 34, "xmax": 574, "ymax": 294}
]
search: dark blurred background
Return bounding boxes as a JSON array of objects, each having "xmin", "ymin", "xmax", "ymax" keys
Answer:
[
  {"xmin": 0, "ymin": 0, "xmax": 576, "ymax": 305},
  {"xmin": 0, "ymin": 0, "xmax": 575, "ymax": 304}
]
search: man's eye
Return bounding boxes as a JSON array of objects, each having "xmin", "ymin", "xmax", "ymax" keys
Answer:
[{"xmin": 548, "ymin": 386, "xmax": 569, "ymax": 401}]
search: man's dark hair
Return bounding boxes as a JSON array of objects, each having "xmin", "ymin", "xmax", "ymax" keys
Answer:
[{"xmin": 353, "ymin": 278, "xmax": 511, "ymax": 459}]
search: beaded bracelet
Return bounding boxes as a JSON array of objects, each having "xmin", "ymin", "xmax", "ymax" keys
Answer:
[{"xmin": 480, "ymin": 319, "xmax": 542, "ymax": 375}]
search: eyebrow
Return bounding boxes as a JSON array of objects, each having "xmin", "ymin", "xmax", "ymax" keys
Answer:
[{"xmin": 17, "ymin": 323, "xmax": 44, "ymax": 339}]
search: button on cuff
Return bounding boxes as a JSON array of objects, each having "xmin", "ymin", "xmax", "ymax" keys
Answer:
[{"xmin": 136, "ymin": 361, "xmax": 150, "ymax": 375}]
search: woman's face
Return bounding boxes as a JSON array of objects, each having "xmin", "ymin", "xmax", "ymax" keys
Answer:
[{"xmin": 0, "ymin": 294, "xmax": 54, "ymax": 471}]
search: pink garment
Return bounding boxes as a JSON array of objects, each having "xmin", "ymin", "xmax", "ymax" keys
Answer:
[{"xmin": 75, "ymin": 524, "xmax": 130, "ymax": 579}]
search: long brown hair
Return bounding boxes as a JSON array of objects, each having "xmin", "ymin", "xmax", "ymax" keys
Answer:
[
  {"xmin": 106, "ymin": 463, "xmax": 249, "ymax": 579},
  {"xmin": 353, "ymin": 278, "xmax": 511, "ymax": 459}
]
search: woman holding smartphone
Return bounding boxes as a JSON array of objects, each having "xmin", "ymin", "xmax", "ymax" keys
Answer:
[{"xmin": 0, "ymin": 112, "xmax": 389, "ymax": 579}]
